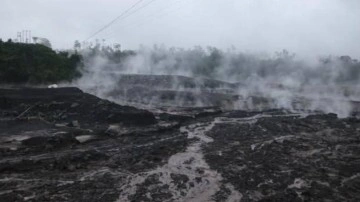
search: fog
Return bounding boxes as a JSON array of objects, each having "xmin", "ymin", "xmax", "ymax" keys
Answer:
[
  {"xmin": 1, "ymin": 0, "xmax": 360, "ymax": 58},
  {"xmin": 71, "ymin": 45, "xmax": 360, "ymax": 117},
  {"xmin": 2, "ymin": 0, "xmax": 360, "ymax": 117}
]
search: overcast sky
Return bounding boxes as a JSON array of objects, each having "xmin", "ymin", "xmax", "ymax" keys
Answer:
[{"xmin": 1, "ymin": 0, "xmax": 359, "ymax": 58}]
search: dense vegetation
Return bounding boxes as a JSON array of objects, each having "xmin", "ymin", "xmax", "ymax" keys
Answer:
[{"xmin": 0, "ymin": 39, "xmax": 82, "ymax": 84}]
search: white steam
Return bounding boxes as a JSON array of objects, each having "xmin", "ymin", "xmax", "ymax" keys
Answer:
[{"xmin": 72, "ymin": 46, "xmax": 360, "ymax": 117}]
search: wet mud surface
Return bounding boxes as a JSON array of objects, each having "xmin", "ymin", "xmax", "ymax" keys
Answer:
[{"xmin": 1, "ymin": 87, "xmax": 360, "ymax": 201}]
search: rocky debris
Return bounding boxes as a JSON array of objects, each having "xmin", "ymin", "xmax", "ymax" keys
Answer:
[
  {"xmin": 82, "ymin": 74, "xmax": 239, "ymax": 109},
  {"xmin": 79, "ymin": 74, "xmax": 360, "ymax": 119},
  {"xmin": 0, "ymin": 87, "xmax": 188, "ymax": 201},
  {"xmin": 1, "ymin": 87, "xmax": 360, "ymax": 202},
  {"xmin": 105, "ymin": 87, "xmax": 239, "ymax": 108},
  {"xmin": 203, "ymin": 111, "xmax": 360, "ymax": 201},
  {"xmin": 114, "ymin": 74, "xmax": 239, "ymax": 90},
  {"xmin": 0, "ymin": 87, "xmax": 156, "ymax": 127}
]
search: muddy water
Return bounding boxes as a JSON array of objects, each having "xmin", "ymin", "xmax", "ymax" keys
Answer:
[
  {"xmin": 116, "ymin": 118, "xmax": 241, "ymax": 202},
  {"xmin": 116, "ymin": 113, "xmax": 313, "ymax": 201}
]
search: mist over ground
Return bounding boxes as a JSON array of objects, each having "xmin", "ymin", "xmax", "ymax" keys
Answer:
[
  {"xmin": 72, "ymin": 45, "xmax": 360, "ymax": 117},
  {"xmin": 2, "ymin": 0, "xmax": 358, "ymax": 116}
]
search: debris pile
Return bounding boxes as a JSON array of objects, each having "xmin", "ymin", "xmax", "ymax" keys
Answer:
[{"xmin": 0, "ymin": 86, "xmax": 359, "ymax": 201}]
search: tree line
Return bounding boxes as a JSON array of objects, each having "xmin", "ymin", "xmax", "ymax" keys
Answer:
[
  {"xmin": 0, "ymin": 39, "xmax": 82, "ymax": 84},
  {"xmin": 1, "ymin": 37, "xmax": 359, "ymax": 85}
]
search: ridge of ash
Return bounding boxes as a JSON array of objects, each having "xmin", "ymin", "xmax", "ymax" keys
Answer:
[
  {"xmin": 0, "ymin": 87, "xmax": 360, "ymax": 202},
  {"xmin": 0, "ymin": 87, "xmax": 189, "ymax": 202},
  {"xmin": 0, "ymin": 87, "xmax": 156, "ymax": 126}
]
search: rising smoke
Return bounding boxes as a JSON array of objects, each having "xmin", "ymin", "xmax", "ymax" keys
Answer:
[{"xmin": 72, "ymin": 45, "xmax": 360, "ymax": 117}]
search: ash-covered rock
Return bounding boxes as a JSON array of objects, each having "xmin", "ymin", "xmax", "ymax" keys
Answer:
[
  {"xmin": 1, "ymin": 86, "xmax": 360, "ymax": 202},
  {"xmin": 203, "ymin": 111, "xmax": 360, "ymax": 201},
  {"xmin": 0, "ymin": 87, "xmax": 156, "ymax": 126},
  {"xmin": 83, "ymin": 74, "xmax": 240, "ymax": 109},
  {"xmin": 78, "ymin": 74, "xmax": 360, "ymax": 118},
  {"xmin": 0, "ymin": 87, "xmax": 189, "ymax": 202}
]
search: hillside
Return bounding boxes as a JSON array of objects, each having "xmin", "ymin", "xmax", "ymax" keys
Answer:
[{"xmin": 0, "ymin": 40, "xmax": 82, "ymax": 84}]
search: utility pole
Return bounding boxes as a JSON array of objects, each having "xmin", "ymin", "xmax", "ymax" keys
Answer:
[
  {"xmin": 22, "ymin": 30, "xmax": 25, "ymax": 43},
  {"xmin": 15, "ymin": 30, "xmax": 32, "ymax": 43},
  {"xmin": 16, "ymin": 30, "xmax": 32, "ymax": 43},
  {"xmin": 26, "ymin": 30, "xmax": 30, "ymax": 43},
  {"xmin": 17, "ymin": 32, "xmax": 21, "ymax": 43}
]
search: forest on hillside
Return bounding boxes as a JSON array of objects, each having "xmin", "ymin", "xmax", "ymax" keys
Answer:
[{"xmin": 0, "ymin": 39, "xmax": 82, "ymax": 84}]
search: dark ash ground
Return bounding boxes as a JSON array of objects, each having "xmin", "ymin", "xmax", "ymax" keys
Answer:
[{"xmin": 1, "ymin": 76, "xmax": 360, "ymax": 202}]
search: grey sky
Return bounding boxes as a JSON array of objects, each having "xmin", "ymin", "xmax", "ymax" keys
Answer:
[{"xmin": 1, "ymin": 0, "xmax": 359, "ymax": 58}]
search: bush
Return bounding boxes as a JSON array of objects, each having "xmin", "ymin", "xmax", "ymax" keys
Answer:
[{"xmin": 0, "ymin": 41, "xmax": 82, "ymax": 84}]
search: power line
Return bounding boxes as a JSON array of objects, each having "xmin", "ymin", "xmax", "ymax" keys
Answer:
[
  {"xmin": 85, "ymin": 0, "xmax": 144, "ymax": 41},
  {"xmin": 104, "ymin": 0, "xmax": 189, "ymax": 40},
  {"xmin": 97, "ymin": 0, "xmax": 161, "ymax": 40},
  {"xmin": 112, "ymin": 0, "xmax": 158, "ymax": 25}
]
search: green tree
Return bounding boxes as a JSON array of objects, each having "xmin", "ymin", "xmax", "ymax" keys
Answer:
[
  {"xmin": 0, "ymin": 42, "xmax": 82, "ymax": 84},
  {"xmin": 74, "ymin": 40, "xmax": 81, "ymax": 51}
]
